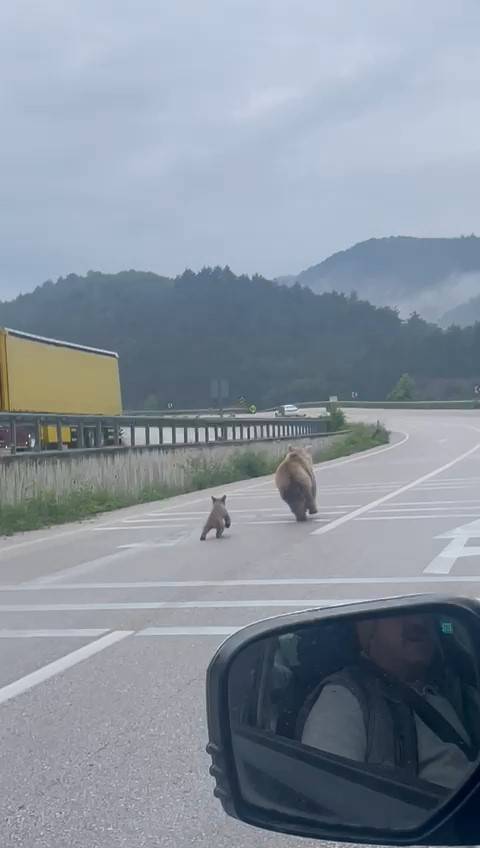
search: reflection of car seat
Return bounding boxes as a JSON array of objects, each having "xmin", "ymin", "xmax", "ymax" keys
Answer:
[{"xmin": 276, "ymin": 621, "xmax": 359, "ymax": 739}]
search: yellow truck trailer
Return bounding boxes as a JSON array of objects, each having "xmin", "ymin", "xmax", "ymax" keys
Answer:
[{"xmin": 0, "ymin": 328, "xmax": 122, "ymax": 449}]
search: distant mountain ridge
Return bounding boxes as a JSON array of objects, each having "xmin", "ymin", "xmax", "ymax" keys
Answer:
[
  {"xmin": 1, "ymin": 266, "xmax": 480, "ymax": 408},
  {"xmin": 285, "ymin": 235, "xmax": 480, "ymax": 321}
]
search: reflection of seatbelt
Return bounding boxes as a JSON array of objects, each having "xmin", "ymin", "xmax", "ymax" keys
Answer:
[
  {"xmin": 357, "ymin": 656, "xmax": 478, "ymax": 762},
  {"xmin": 390, "ymin": 680, "xmax": 477, "ymax": 762}
]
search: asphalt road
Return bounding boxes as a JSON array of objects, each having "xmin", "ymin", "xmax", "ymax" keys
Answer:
[{"xmin": 2, "ymin": 408, "xmax": 480, "ymax": 847}]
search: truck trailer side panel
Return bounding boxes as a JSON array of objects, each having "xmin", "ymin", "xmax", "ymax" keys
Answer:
[{"xmin": 1, "ymin": 330, "xmax": 122, "ymax": 415}]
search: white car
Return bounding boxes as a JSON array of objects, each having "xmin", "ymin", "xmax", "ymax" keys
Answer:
[{"xmin": 275, "ymin": 404, "xmax": 300, "ymax": 416}]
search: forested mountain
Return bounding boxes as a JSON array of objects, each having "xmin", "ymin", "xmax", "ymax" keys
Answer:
[
  {"xmin": 441, "ymin": 294, "xmax": 480, "ymax": 328},
  {"xmin": 289, "ymin": 236, "xmax": 480, "ymax": 321},
  {"xmin": 1, "ymin": 267, "xmax": 480, "ymax": 408}
]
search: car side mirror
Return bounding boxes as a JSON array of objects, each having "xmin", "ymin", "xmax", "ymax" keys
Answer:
[{"xmin": 206, "ymin": 595, "xmax": 480, "ymax": 845}]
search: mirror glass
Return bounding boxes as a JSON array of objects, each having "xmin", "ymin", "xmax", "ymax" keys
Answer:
[{"xmin": 228, "ymin": 607, "xmax": 480, "ymax": 833}]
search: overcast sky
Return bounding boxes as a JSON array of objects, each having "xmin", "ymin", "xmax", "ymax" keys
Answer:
[{"xmin": 1, "ymin": 0, "xmax": 480, "ymax": 297}]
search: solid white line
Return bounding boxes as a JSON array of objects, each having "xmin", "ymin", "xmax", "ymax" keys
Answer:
[
  {"xmin": 0, "ymin": 599, "xmax": 364, "ymax": 611},
  {"xmin": 313, "ymin": 442, "xmax": 480, "ymax": 536},
  {"xmin": 0, "ymin": 525, "xmax": 92, "ymax": 557},
  {"xmin": 2, "ymin": 576, "xmax": 480, "ymax": 591},
  {"xmin": 418, "ymin": 485, "xmax": 475, "ymax": 490},
  {"xmin": 117, "ymin": 541, "xmax": 182, "ymax": 550},
  {"xmin": 92, "ymin": 525, "xmax": 190, "ymax": 531},
  {"xmin": 247, "ymin": 519, "xmax": 330, "ymax": 525},
  {"xmin": 356, "ymin": 514, "xmax": 480, "ymax": 521},
  {"xmin": 25, "ymin": 548, "xmax": 138, "ymax": 586},
  {"xmin": 0, "ymin": 630, "xmax": 132, "ymax": 707},
  {"xmin": 137, "ymin": 626, "xmax": 240, "ymax": 636},
  {"xmin": 373, "ymin": 505, "xmax": 480, "ymax": 512},
  {"xmin": 387, "ymin": 500, "xmax": 480, "ymax": 506},
  {"xmin": 0, "ymin": 629, "xmax": 109, "ymax": 638},
  {"xmin": 121, "ymin": 517, "xmax": 198, "ymax": 523},
  {"xmin": 146, "ymin": 506, "xmax": 361, "ymax": 516}
]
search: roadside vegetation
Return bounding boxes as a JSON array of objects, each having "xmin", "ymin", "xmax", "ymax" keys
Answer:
[{"xmin": 0, "ymin": 422, "xmax": 389, "ymax": 536}]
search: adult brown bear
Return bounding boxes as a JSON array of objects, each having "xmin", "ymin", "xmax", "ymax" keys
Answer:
[{"xmin": 275, "ymin": 445, "xmax": 318, "ymax": 522}]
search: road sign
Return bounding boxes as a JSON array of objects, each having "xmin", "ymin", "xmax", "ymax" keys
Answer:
[
  {"xmin": 329, "ymin": 395, "xmax": 338, "ymax": 402},
  {"xmin": 248, "ymin": 404, "xmax": 257, "ymax": 415},
  {"xmin": 475, "ymin": 385, "xmax": 480, "ymax": 395}
]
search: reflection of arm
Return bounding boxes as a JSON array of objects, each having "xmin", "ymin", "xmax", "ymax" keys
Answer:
[{"xmin": 301, "ymin": 684, "xmax": 367, "ymax": 762}]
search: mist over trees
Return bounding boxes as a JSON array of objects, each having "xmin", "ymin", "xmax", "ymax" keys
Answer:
[{"xmin": 0, "ymin": 267, "xmax": 479, "ymax": 408}]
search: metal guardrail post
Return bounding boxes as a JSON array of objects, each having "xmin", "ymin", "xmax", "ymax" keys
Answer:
[
  {"xmin": 95, "ymin": 421, "xmax": 102, "ymax": 448},
  {"xmin": 113, "ymin": 422, "xmax": 120, "ymax": 446},
  {"xmin": 35, "ymin": 418, "xmax": 43, "ymax": 451},
  {"xmin": 57, "ymin": 419, "xmax": 63, "ymax": 449},
  {"xmin": 10, "ymin": 418, "xmax": 17, "ymax": 454},
  {"xmin": 145, "ymin": 425, "xmax": 150, "ymax": 447},
  {"xmin": 184, "ymin": 426, "xmax": 188, "ymax": 445}
]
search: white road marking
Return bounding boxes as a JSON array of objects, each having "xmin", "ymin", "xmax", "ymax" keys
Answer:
[
  {"xmin": 0, "ymin": 598, "xmax": 364, "ymax": 611},
  {"xmin": 117, "ymin": 541, "xmax": 183, "ymax": 550},
  {"xmin": 357, "ymin": 514, "xmax": 480, "ymax": 521},
  {"xmin": 147, "ymin": 506, "xmax": 361, "ymax": 516},
  {"xmin": 25, "ymin": 548, "xmax": 142, "ymax": 587},
  {"xmin": 0, "ymin": 630, "xmax": 132, "ymax": 707},
  {"xmin": 92, "ymin": 518, "xmax": 332, "ymax": 529},
  {"xmin": 0, "ymin": 525, "xmax": 92, "ymax": 557},
  {"xmin": 141, "ymin": 509, "xmax": 350, "ymax": 520},
  {"xmin": 121, "ymin": 517, "xmax": 202, "ymax": 523},
  {"xmin": 1, "ymin": 576, "xmax": 480, "ymax": 592},
  {"xmin": 312, "ymin": 442, "xmax": 480, "ymax": 537},
  {"xmin": 92, "ymin": 525, "xmax": 190, "ymax": 531},
  {"xmin": 137, "ymin": 626, "xmax": 239, "ymax": 636},
  {"xmin": 0, "ymin": 629, "xmax": 109, "ymax": 638},
  {"xmin": 418, "ymin": 485, "xmax": 476, "ymax": 491},
  {"xmin": 385, "ymin": 500, "xmax": 480, "ymax": 506},
  {"xmin": 424, "ymin": 518, "xmax": 480, "ymax": 575},
  {"xmin": 373, "ymin": 505, "xmax": 480, "ymax": 512}
]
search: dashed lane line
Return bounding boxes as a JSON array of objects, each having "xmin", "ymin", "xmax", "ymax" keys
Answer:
[{"xmin": 0, "ymin": 630, "xmax": 132, "ymax": 707}]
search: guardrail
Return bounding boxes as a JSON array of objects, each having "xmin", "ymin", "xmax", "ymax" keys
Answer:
[
  {"xmin": 270, "ymin": 400, "xmax": 480, "ymax": 411},
  {"xmin": 124, "ymin": 406, "xmax": 246, "ymax": 417},
  {"xmin": 327, "ymin": 400, "xmax": 480, "ymax": 410},
  {"xmin": 0, "ymin": 411, "xmax": 329, "ymax": 455}
]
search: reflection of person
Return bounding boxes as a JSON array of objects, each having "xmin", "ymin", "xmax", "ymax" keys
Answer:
[{"xmin": 300, "ymin": 615, "xmax": 480, "ymax": 789}]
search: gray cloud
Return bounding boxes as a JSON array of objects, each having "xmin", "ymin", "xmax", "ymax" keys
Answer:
[{"xmin": 1, "ymin": 0, "xmax": 480, "ymax": 297}]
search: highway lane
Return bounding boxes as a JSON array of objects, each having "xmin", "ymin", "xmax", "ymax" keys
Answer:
[{"xmin": 2, "ymin": 408, "xmax": 480, "ymax": 846}]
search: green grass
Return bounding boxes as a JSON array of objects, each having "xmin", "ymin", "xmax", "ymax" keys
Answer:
[
  {"xmin": 0, "ymin": 485, "xmax": 172, "ymax": 537},
  {"xmin": 0, "ymin": 423, "xmax": 389, "ymax": 536},
  {"xmin": 189, "ymin": 450, "xmax": 278, "ymax": 491},
  {"xmin": 313, "ymin": 422, "xmax": 389, "ymax": 463}
]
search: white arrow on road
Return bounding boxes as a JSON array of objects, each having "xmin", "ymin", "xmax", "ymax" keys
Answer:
[{"xmin": 424, "ymin": 518, "xmax": 480, "ymax": 574}]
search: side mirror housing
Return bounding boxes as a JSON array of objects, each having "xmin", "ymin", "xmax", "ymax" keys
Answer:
[{"xmin": 206, "ymin": 595, "xmax": 480, "ymax": 845}]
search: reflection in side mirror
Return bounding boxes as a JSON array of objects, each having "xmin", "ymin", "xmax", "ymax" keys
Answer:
[{"xmin": 207, "ymin": 598, "xmax": 480, "ymax": 844}]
